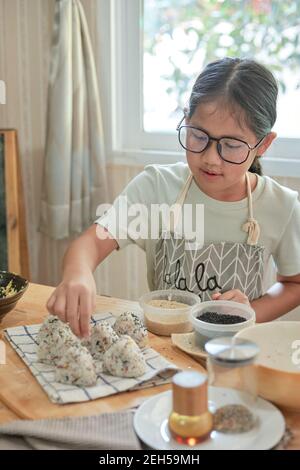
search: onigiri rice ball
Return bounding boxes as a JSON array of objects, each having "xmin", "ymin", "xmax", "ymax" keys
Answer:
[
  {"xmin": 36, "ymin": 315, "xmax": 80, "ymax": 365},
  {"xmin": 103, "ymin": 335, "xmax": 146, "ymax": 378},
  {"xmin": 82, "ymin": 321, "xmax": 119, "ymax": 360},
  {"xmin": 55, "ymin": 344, "xmax": 97, "ymax": 387},
  {"xmin": 113, "ymin": 312, "xmax": 148, "ymax": 348}
]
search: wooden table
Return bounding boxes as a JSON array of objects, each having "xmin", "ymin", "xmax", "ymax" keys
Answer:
[
  {"xmin": 0, "ymin": 283, "xmax": 299, "ymax": 449},
  {"xmin": 0, "ymin": 283, "xmax": 206, "ymax": 420}
]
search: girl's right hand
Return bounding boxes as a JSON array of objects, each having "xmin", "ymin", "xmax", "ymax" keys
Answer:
[{"xmin": 46, "ymin": 270, "xmax": 96, "ymax": 338}]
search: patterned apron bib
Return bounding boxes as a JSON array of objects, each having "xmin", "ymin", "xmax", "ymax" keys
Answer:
[{"xmin": 154, "ymin": 172, "xmax": 264, "ymax": 301}]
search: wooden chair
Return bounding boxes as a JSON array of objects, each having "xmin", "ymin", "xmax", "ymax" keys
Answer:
[{"xmin": 0, "ymin": 129, "xmax": 30, "ymax": 280}]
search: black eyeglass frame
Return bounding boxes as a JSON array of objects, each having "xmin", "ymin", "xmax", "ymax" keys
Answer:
[{"xmin": 176, "ymin": 116, "xmax": 266, "ymax": 165}]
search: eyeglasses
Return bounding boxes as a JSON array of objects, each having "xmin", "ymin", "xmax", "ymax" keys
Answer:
[{"xmin": 176, "ymin": 116, "xmax": 265, "ymax": 165}]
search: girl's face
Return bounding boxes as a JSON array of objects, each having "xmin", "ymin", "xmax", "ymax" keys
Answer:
[{"xmin": 185, "ymin": 100, "xmax": 275, "ymax": 201}]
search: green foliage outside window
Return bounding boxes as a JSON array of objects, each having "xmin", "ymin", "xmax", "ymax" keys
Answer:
[{"xmin": 144, "ymin": 0, "xmax": 300, "ymax": 112}]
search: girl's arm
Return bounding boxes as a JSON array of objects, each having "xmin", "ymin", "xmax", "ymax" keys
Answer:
[
  {"xmin": 212, "ymin": 273, "xmax": 300, "ymax": 322},
  {"xmin": 46, "ymin": 224, "xmax": 118, "ymax": 338},
  {"xmin": 251, "ymin": 273, "xmax": 300, "ymax": 323}
]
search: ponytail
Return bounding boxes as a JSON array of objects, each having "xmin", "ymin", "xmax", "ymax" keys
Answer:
[{"xmin": 249, "ymin": 157, "xmax": 262, "ymax": 176}]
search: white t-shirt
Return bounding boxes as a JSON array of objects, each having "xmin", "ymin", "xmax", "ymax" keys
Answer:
[{"xmin": 96, "ymin": 162, "xmax": 300, "ymax": 291}]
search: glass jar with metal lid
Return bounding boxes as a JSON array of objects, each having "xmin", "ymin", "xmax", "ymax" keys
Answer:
[{"xmin": 205, "ymin": 336, "xmax": 260, "ymax": 434}]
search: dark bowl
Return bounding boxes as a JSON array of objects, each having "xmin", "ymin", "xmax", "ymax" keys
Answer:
[{"xmin": 0, "ymin": 271, "xmax": 29, "ymax": 322}]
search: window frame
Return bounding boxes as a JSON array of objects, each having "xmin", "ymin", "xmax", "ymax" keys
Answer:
[{"xmin": 98, "ymin": 0, "xmax": 300, "ymax": 177}]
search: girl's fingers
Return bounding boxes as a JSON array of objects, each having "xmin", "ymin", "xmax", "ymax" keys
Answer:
[
  {"xmin": 52, "ymin": 295, "xmax": 67, "ymax": 322},
  {"xmin": 46, "ymin": 294, "xmax": 56, "ymax": 313},
  {"xmin": 215, "ymin": 290, "xmax": 235, "ymax": 301},
  {"xmin": 213, "ymin": 289, "xmax": 250, "ymax": 305},
  {"xmin": 92, "ymin": 291, "xmax": 96, "ymax": 312},
  {"xmin": 79, "ymin": 294, "xmax": 92, "ymax": 338},
  {"xmin": 66, "ymin": 290, "xmax": 80, "ymax": 337},
  {"xmin": 211, "ymin": 292, "xmax": 221, "ymax": 300}
]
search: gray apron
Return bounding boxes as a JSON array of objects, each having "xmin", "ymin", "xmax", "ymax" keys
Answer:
[{"xmin": 154, "ymin": 172, "xmax": 264, "ymax": 301}]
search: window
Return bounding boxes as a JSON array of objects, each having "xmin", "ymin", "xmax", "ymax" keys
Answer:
[
  {"xmin": 144, "ymin": 0, "xmax": 300, "ymax": 137},
  {"xmin": 103, "ymin": 0, "xmax": 300, "ymax": 175}
]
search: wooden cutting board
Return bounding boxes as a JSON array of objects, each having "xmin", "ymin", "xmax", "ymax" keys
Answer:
[
  {"xmin": 0, "ymin": 329, "xmax": 205, "ymax": 420},
  {"xmin": 0, "ymin": 401, "xmax": 19, "ymax": 423}
]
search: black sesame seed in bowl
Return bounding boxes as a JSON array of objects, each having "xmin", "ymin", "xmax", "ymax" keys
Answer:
[
  {"xmin": 190, "ymin": 300, "xmax": 256, "ymax": 348},
  {"xmin": 197, "ymin": 311, "xmax": 247, "ymax": 325}
]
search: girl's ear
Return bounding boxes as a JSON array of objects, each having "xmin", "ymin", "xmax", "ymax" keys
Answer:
[
  {"xmin": 256, "ymin": 132, "xmax": 277, "ymax": 157},
  {"xmin": 183, "ymin": 106, "xmax": 189, "ymax": 124}
]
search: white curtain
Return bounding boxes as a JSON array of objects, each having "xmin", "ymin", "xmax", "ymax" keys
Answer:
[{"xmin": 40, "ymin": 0, "xmax": 108, "ymax": 239}]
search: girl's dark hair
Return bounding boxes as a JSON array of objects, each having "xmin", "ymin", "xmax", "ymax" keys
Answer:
[{"xmin": 188, "ymin": 57, "xmax": 278, "ymax": 175}]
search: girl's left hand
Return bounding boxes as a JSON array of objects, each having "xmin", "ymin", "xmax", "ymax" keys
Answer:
[{"xmin": 211, "ymin": 289, "xmax": 250, "ymax": 306}]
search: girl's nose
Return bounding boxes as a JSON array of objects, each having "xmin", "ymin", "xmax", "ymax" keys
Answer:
[{"xmin": 202, "ymin": 140, "xmax": 222, "ymax": 166}]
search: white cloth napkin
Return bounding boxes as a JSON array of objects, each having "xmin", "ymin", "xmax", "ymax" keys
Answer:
[
  {"xmin": 4, "ymin": 312, "xmax": 179, "ymax": 404},
  {"xmin": 0, "ymin": 413, "xmax": 292, "ymax": 450},
  {"xmin": 0, "ymin": 411, "xmax": 142, "ymax": 450}
]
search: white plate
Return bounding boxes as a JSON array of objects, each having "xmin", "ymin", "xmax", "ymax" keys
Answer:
[{"xmin": 134, "ymin": 387, "xmax": 285, "ymax": 450}]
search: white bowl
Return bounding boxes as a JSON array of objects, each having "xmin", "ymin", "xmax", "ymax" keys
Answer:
[
  {"xmin": 139, "ymin": 289, "xmax": 200, "ymax": 336},
  {"xmin": 236, "ymin": 321, "xmax": 300, "ymax": 410},
  {"xmin": 190, "ymin": 300, "xmax": 256, "ymax": 347}
]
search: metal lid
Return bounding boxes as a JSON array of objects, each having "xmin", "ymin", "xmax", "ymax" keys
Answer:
[
  {"xmin": 204, "ymin": 336, "xmax": 259, "ymax": 367},
  {"xmin": 172, "ymin": 371, "xmax": 209, "ymax": 416}
]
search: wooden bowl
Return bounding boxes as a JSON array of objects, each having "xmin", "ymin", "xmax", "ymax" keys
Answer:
[
  {"xmin": 236, "ymin": 322, "xmax": 300, "ymax": 411},
  {"xmin": 0, "ymin": 271, "xmax": 28, "ymax": 322}
]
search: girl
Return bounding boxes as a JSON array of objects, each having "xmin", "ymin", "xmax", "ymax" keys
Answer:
[{"xmin": 47, "ymin": 57, "xmax": 300, "ymax": 338}]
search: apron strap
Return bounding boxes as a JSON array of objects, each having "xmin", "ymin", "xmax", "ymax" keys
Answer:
[
  {"xmin": 242, "ymin": 172, "xmax": 261, "ymax": 246},
  {"xmin": 170, "ymin": 170, "xmax": 260, "ymax": 246},
  {"xmin": 170, "ymin": 172, "xmax": 194, "ymax": 233}
]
